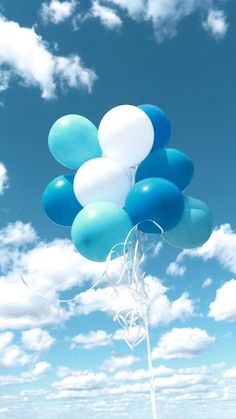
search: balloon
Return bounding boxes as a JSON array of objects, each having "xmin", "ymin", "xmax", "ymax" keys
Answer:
[
  {"xmin": 98, "ymin": 105, "xmax": 154, "ymax": 167},
  {"xmin": 136, "ymin": 148, "xmax": 194, "ymax": 191},
  {"xmin": 139, "ymin": 104, "xmax": 171, "ymax": 150},
  {"xmin": 125, "ymin": 178, "xmax": 184, "ymax": 234},
  {"xmin": 163, "ymin": 196, "xmax": 213, "ymax": 249},
  {"xmin": 73, "ymin": 158, "xmax": 131, "ymax": 207},
  {"xmin": 71, "ymin": 202, "xmax": 133, "ymax": 262},
  {"xmin": 48, "ymin": 115, "xmax": 101, "ymax": 170},
  {"xmin": 42, "ymin": 175, "xmax": 82, "ymax": 226}
]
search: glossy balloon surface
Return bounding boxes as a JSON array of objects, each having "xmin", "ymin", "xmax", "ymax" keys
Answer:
[
  {"xmin": 73, "ymin": 158, "xmax": 131, "ymax": 207},
  {"xmin": 136, "ymin": 148, "xmax": 194, "ymax": 191},
  {"xmin": 163, "ymin": 196, "xmax": 213, "ymax": 249},
  {"xmin": 71, "ymin": 202, "xmax": 133, "ymax": 262},
  {"xmin": 42, "ymin": 174, "xmax": 82, "ymax": 226},
  {"xmin": 98, "ymin": 105, "xmax": 154, "ymax": 167},
  {"xmin": 48, "ymin": 114, "xmax": 101, "ymax": 170},
  {"xmin": 139, "ymin": 104, "xmax": 171, "ymax": 150},
  {"xmin": 125, "ymin": 178, "xmax": 184, "ymax": 234}
]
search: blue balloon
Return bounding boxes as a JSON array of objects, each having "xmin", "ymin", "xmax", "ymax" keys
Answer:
[
  {"xmin": 48, "ymin": 114, "xmax": 101, "ymax": 170},
  {"xmin": 125, "ymin": 178, "xmax": 184, "ymax": 234},
  {"xmin": 139, "ymin": 104, "xmax": 171, "ymax": 150},
  {"xmin": 71, "ymin": 202, "xmax": 133, "ymax": 262},
  {"xmin": 136, "ymin": 148, "xmax": 194, "ymax": 191},
  {"xmin": 42, "ymin": 175, "xmax": 82, "ymax": 226},
  {"xmin": 163, "ymin": 196, "xmax": 213, "ymax": 249}
]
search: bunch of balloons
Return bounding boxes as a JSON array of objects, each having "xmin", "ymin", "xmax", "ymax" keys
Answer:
[{"xmin": 43, "ymin": 104, "xmax": 213, "ymax": 262}]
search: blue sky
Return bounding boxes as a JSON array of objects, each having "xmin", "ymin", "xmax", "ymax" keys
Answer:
[{"xmin": 0, "ymin": 1, "xmax": 236, "ymax": 418}]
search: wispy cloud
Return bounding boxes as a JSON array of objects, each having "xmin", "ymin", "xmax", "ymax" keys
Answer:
[
  {"xmin": 209, "ymin": 279, "xmax": 236, "ymax": 322},
  {"xmin": 0, "ymin": 15, "xmax": 96, "ymax": 99},
  {"xmin": 203, "ymin": 9, "xmax": 228, "ymax": 39},
  {"xmin": 38, "ymin": 0, "xmax": 229, "ymax": 42},
  {"xmin": 202, "ymin": 277, "xmax": 213, "ymax": 288},
  {"xmin": 103, "ymin": 0, "xmax": 229, "ymax": 41},
  {"xmin": 166, "ymin": 224, "xmax": 236, "ymax": 277},
  {"xmin": 0, "ymin": 163, "xmax": 8, "ymax": 194},
  {"xmin": 21, "ymin": 328, "xmax": 55, "ymax": 352},
  {"xmin": 40, "ymin": 0, "xmax": 77, "ymax": 25},
  {"xmin": 69, "ymin": 330, "xmax": 112, "ymax": 350},
  {"xmin": 0, "ymin": 331, "xmax": 33, "ymax": 368},
  {"xmin": 152, "ymin": 327, "xmax": 215, "ymax": 360},
  {"xmin": 90, "ymin": 1, "xmax": 122, "ymax": 29}
]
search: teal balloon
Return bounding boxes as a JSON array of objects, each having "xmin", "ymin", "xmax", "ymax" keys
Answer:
[
  {"xmin": 71, "ymin": 202, "xmax": 133, "ymax": 262},
  {"xmin": 163, "ymin": 196, "xmax": 213, "ymax": 249},
  {"xmin": 136, "ymin": 148, "xmax": 194, "ymax": 191},
  {"xmin": 42, "ymin": 175, "xmax": 82, "ymax": 226},
  {"xmin": 48, "ymin": 115, "xmax": 101, "ymax": 170},
  {"xmin": 125, "ymin": 178, "xmax": 184, "ymax": 234}
]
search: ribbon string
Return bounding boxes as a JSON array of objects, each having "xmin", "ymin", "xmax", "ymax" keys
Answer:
[{"xmin": 20, "ymin": 221, "xmax": 162, "ymax": 419}]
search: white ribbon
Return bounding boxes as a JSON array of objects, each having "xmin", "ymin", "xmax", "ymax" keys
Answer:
[{"xmin": 20, "ymin": 220, "xmax": 163, "ymax": 419}]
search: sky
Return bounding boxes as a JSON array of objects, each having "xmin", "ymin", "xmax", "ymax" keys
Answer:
[{"xmin": 0, "ymin": 0, "xmax": 236, "ymax": 418}]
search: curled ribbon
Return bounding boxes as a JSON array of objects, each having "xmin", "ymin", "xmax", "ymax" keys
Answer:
[{"xmin": 20, "ymin": 220, "xmax": 163, "ymax": 419}]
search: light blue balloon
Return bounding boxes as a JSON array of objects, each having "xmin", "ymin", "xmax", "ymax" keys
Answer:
[
  {"xmin": 136, "ymin": 148, "xmax": 194, "ymax": 191},
  {"xmin": 42, "ymin": 174, "xmax": 82, "ymax": 226},
  {"xmin": 163, "ymin": 196, "xmax": 213, "ymax": 249},
  {"xmin": 139, "ymin": 104, "xmax": 171, "ymax": 150},
  {"xmin": 71, "ymin": 202, "xmax": 133, "ymax": 262},
  {"xmin": 125, "ymin": 178, "xmax": 184, "ymax": 234},
  {"xmin": 48, "ymin": 114, "xmax": 101, "ymax": 170}
]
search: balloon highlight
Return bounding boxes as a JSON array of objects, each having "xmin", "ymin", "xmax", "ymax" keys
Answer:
[
  {"xmin": 44, "ymin": 104, "xmax": 213, "ymax": 261},
  {"xmin": 42, "ymin": 174, "xmax": 82, "ymax": 226}
]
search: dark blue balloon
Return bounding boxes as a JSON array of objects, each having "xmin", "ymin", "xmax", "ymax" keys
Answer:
[
  {"xmin": 42, "ymin": 175, "xmax": 82, "ymax": 226},
  {"xmin": 139, "ymin": 104, "xmax": 171, "ymax": 150},
  {"xmin": 125, "ymin": 178, "xmax": 184, "ymax": 234},
  {"xmin": 136, "ymin": 148, "xmax": 194, "ymax": 191}
]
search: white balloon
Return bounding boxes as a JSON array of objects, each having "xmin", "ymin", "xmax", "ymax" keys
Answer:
[
  {"xmin": 73, "ymin": 157, "xmax": 131, "ymax": 207},
  {"xmin": 98, "ymin": 105, "xmax": 154, "ymax": 167}
]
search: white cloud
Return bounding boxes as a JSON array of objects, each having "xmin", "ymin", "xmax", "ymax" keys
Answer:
[
  {"xmin": 0, "ymin": 15, "xmax": 96, "ymax": 99},
  {"xmin": 113, "ymin": 326, "xmax": 146, "ymax": 346},
  {"xmin": 75, "ymin": 276, "xmax": 194, "ymax": 327},
  {"xmin": 21, "ymin": 328, "xmax": 55, "ymax": 352},
  {"xmin": 0, "ymin": 163, "xmax": 8, "ymax": 194},
  {"xmin": 31, "ymin": 361, "xmax": 51, "ymax": 377},
  {"xmin": 152, "ymin": 327, "xmax": 215, "ymax": 360},
  {"xmin": 54, "ymin": 371, "xmax": 108, "ymax": 391},
  {"xmin": 209, "ymin": 279, "xmax": 236, "ymax": 322},
  {"xmin": 223, "ymin": 367, "xmax": 236, "ymax": 379},
  {"xmin": 0, "ymin": 221, "xmax": 38, "ymax": 247},
  {"xmin": 1, "ymin": 346, "xmax": 32, "ymax": 368},
  {"xmin": 101, "ymin": 354, "xmax": 139, "ymax": 372},
  {"xmin": 69, "ymin": 330, "xmax": 112, "ymax": 350},
  {"xmin": 41, "ymin": 0, "xmax": 77, "ymax": 24},
  {"xmin": 202, "ymin": 277, "xmax": 213, "ymax": 288},
  {"xmin": 0, "ymin": 332, "xmax": 33, "ymax": 368},
  {"xmin": 113, "ymin": 364, "xmax": 174, "ymax": 382},
  {"xmin": 166, "ymin": 261, "xmax": 186, "ymax": 277},
  {"xmin": 203, "ymin": 9, "xmax": 228, "ymax": 39},
  {"xmin": 0, "ymin": 273, "xmax": 69, "ymax": 329},
  {"xmin": 0, "ymin": 331, "xmax": 13, "ymax": 350},
  {"xmin": 0, "ymin": 361, "xmax": 52, "ymax": 386},
  {"xmin": 104, "ymin": 0, "xmax": 228, "ymax": 42},
  {"xmin": 90, "ymin": 1, "xmax": 122, "ymax": 29},
  {"xmin": 149, "ymin": 293, "xmax": 194, "ymax": 326},
  {"xmin": 105, "ymin": 0, "xmax": 145, "ymax": 19},
  {"xmin": 48, "ymin": 362, "xmax": 230, "ymax": 409},
  {"xmin": 168, "ymin": 224, "xmax": 236, "ymax": 277},
  {"xmin": 0, "ymin": 221, "xmax": 124, "ymax": 329}
]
